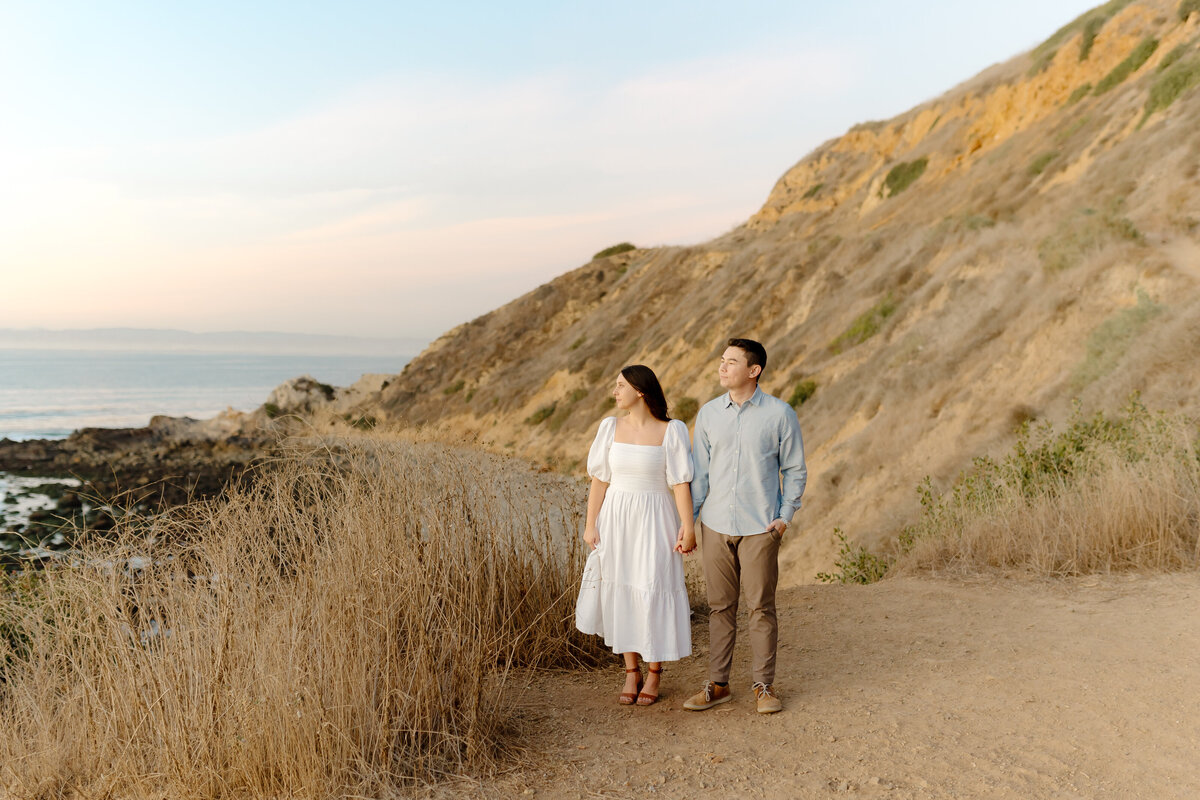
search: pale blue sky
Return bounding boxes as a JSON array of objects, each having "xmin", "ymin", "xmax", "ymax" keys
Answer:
[{"xmin": 1, "ymin": 1, "xmax": 1099, "ymax": 338}]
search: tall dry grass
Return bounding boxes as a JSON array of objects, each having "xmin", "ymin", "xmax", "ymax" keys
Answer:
[
  {"xmin": 0, "ymin": 435, "xmax": 605, "ymax": 798},
  {"xmin": 893, "ymin": 402, "xmax": 1200, "ymax": 576}
]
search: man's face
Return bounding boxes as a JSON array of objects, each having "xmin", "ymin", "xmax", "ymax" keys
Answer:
[{"xmin": 719, "ymin": 346, "xmax": 759, "ymax": 390}]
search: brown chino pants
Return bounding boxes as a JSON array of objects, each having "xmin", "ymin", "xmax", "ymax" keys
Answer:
[{"xmin": 700, "ymin": 521, "xmax": 781, "ymax": 685}]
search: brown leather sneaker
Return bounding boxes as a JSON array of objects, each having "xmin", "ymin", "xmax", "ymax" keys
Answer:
[
  {"xmin": 753, "ymin": 682, "xmax": 782, "ymax": 714},
  {"xmin": 683, "ymin": 681, "xmax": 732, "ymax": 711}
]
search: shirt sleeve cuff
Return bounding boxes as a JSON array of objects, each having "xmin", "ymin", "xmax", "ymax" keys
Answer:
[{"xmin": 778, "ymin": 505, "xmax": 798, "ymax": 523}]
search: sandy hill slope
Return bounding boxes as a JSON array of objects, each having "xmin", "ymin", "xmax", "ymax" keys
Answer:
[{"xmin": 272, "ymin": 0, "xmax": 1200, "ymax": 581}]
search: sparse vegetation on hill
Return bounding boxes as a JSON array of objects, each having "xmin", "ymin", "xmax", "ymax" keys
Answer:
[
  {"xmin": 1143, "ymin": 52, "xmax": 1200, "ymax": 121},
  {"xmin": 592, "ymin": 242, "xmax": 636, "ymax": 259},
  {"xmin": 1094, "ymin": 35, "xmax": 1159, "ymax": 94}
]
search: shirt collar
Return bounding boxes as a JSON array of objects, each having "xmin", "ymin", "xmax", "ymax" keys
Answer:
[{"xmin": 723, "ymin": 385, "xmax": 764, "ymax": 408}]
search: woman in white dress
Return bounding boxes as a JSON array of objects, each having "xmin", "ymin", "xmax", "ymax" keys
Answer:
[{"xmin": 576, "ymin": 365, "xmax": 696, "ymax": 706}]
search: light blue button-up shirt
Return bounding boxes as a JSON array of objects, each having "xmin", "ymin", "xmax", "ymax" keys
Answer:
[{"xmin": 691, "ymin": 385, "xmax": 807, "ymax": 536}]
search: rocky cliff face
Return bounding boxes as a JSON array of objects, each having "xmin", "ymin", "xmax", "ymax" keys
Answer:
[{"xmin": 275, "ymin": 0, "xmax": 1200, "ymax": 581}]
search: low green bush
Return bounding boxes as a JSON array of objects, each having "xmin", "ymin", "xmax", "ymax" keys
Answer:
[
  {"xmin": 263, "ymin": 402, "xmax": 282, "ymax": 419},
  {"xmin": 881, "ymin": 158, "xmax": 928, "ymax": 198},
  {"xmin": 1093, "ymin": 36, "xmax": 1159, "ymax": 95},
  {"xmin": 1028, "ymin": 151, "xmax": 1060, "ymax": 176},
  {"xmin": 1142, "ymin": 55, "xmax": 1200, "ymax": 122},
  {"xmin": 803, "ymin": 182, "xmax": 824, "ymax": 199},
  {"xmin": 816, "ymin": 529, "xmax": 890, "ymax": 584},
  {"xmin": 831, "ymin": 293, "xmax": 898, "ymax": 353},
  {"xmin": 525, "ymin": 404, "xmax": 557, "ymax": 425},
  {"xmin": 1180, "ymin": 0, "xmax": 1200, "ymax": 21},
  {"xmin": 1066, "ymin": 83, "xmax": 1093, "ymax": 104},
  {"xmin": 443, "ymin": 380, "xmax": 465, "ymax": 395},
  {"xmin": 788, "ymin": 380, "xmax": 818, "ymax": 408},
  {"xmin": 593, "ymin": 242, "xmax": 636, "ymax": 260},
  {"xmin": 1078, "ymin": 16, "xmax": 1104, "ymax": 61}
]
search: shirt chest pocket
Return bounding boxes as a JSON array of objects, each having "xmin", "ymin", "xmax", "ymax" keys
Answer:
[{"xmin": 743, "ymin": 425, "xmax": 779, "ymax": 460}]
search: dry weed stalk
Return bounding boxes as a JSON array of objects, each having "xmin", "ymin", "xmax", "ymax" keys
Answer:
[{"xmin": 0, "ymin": 435, "xmax": 603, "ymax": 798}]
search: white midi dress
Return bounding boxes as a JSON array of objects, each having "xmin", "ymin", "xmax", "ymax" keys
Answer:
[{"xmin": 575, "ymin": 417, "xmax": 693, "ymax": 662}]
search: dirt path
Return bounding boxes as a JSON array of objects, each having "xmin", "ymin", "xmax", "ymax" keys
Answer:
[{"xmin": 430, "ymin": 573, "xmax": 1200, "ymax": 799}]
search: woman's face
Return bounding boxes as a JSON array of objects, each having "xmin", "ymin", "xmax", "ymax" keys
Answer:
[{"xmin": 613, "ymin": 373, "xmax": 642, "ymax": 411}]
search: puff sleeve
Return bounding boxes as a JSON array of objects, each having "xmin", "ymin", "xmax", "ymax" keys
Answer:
[
  {"xmin": 664, "ymin": 419, "xmax": 694, "ymax": 486},
  {"xmin": 586, "ymin": 417, "xmax": 617, "ymax": 483}
]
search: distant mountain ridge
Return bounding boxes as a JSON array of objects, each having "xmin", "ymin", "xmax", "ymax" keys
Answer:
[
  {"xmin": 0, "ymin": 328, "xmax": 426, "ymax": 357},
  {"xmin": 263, "ymin": 0, "xmax": 1200, "ymax": 581}
]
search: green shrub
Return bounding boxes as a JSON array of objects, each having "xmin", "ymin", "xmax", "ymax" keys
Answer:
[
  {"xmin": 831, "ymin": 293, "xmax": 898, "ymax": 353},
  {"xmin": 672, "ymin": 397, "xmax": 700, "ymax": 423},
  {"xmin": 593, "ymin": 242, "xmax": 636, "ymax": 260},
  {"xmin": 963, "ymin": 214, "xmax": 996, "ymax": 231},
  {"xmin": 1078, "ymin": 16, "xmax": 1104, "ymax": 61},
  {"xmin": 816, "ymin": 529, "xmax": 890, "ymax": 584},
  {"xmin": 1066, "ymin": 83, "xmax": 1093, "ymax": 104},
  {"xmin": 525, "ymin": 404, "xmax": 557, "ymax": 425},
  {"xmin": 1093, "ymin": 36, "xmax": 1159, "ymax": 95},
  {"xmin": 568, "ymin": 388, "xmax": 589, "ymax": 404},
  {"xmin": 569, "ymin": 335, "xmax": 586, "ymax": 351},
  {"xmin": 803, "ymin": 182, "xmax": 824, "ymax": 199},
  {"xmin": 1142, "ymin": 55, "xmax": 1200, "ymax": 122},
  {"xmin": 1180, "ymin": 0, "xmax": 1200, "ymax": 21},
  {"xmin": 1072, "ymin": 290, "xmax": 1164, "ymax": 387},
  {"xmin": 443, "ymin": 380, "xmax": 465, "ymax": 395},
  {"xmin": 881, "ymin": 158, "xmax": 928, "ymax": 198},
  {"xmin": 263, "ymin": 402, "xmax": 282, "ymax": 419},
  {"xmin": 788, "ymin": 380, "xmax": 818, "ymax": 408},
  {"xmin": 1156, "ymin": 43, "xmax": 1190, "ymax": 73},
  {"xmin": 1028, "ymin": 151, "xmax": 1060, "ymax": 176}
]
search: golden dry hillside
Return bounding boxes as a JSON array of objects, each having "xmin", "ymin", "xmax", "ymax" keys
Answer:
[{"xmin": 276, "ymin": 0, "xmax": 1200, "ymax": 581}]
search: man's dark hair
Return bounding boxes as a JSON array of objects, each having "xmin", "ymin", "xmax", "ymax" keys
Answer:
[{"xmin": 727, "ymin": 338, "xmax": 767, "ymax": 378}]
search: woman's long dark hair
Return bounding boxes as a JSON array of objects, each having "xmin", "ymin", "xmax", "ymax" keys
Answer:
[{"xmin": 620, "ymin": 364, "xmax": 670, "ymax": 422}]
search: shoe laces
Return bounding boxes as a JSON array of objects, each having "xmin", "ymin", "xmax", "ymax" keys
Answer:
[
  {"xmin": 703, "ymin": 681, "xmax": 717, "ymax": 701},
  {"xmin": 752, "ymin": 681, "xmax": 776, "ymax": 698}
]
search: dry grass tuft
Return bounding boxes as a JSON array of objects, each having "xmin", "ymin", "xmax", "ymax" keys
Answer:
[
  {"xmin": 893, "ymin": 402, "xmax": 1200, "ymax": 577},
  {"xmin": 0, "ymin": 435, "xmax": 604, "ymax": 798}
]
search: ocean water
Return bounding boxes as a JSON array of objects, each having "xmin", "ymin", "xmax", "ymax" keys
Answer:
[{"xmin": 0, "ymin": 349, "xmax": 408, "ymax": 441}]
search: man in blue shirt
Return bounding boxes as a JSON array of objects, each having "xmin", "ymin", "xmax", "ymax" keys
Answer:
[{"xmin": 683, "ymin": 338, "xmax": 807, "ymax": 714}]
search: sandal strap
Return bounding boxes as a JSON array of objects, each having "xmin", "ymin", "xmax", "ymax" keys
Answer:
[
  {"xmin": 646, "ymin": 666, "xmax": 663, "ymax": 674},
  {"xmin": 625, "ymin": 667, "xmax": 642, "ymax": 674}
]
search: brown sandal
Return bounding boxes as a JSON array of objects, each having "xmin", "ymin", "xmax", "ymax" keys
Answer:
[
  {"xmin": 636, "ymin": 666, "xmax": 662, "ymax": 706},
  {"xmin": 618, "ymin": 667, "xmax": 643, "ymax": 705}
]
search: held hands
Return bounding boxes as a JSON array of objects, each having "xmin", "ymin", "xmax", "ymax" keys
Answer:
[
  {"xmin": 584, "ymin": 525, "xmax": 600, "ymax": 551},
  {"xmin": 674, "ymin": 524, "xmax": 697, "ymax": 555}
]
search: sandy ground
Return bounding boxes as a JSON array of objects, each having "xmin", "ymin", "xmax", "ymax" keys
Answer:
[{"xmin": 427, "ymin": 572, "xmax": 1200, "ymax": 799}]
